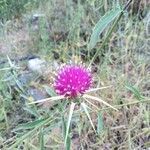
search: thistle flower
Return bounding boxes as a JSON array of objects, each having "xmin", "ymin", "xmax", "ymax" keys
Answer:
[
  {"xmin": 54, "ymin": 65, "xmax": 92, "ymax": 98},
  {"xmin": 28, "ymin": 64, "xmax": 117, "ymax": 142},
  {"xmin": 29, "ymin": 64, "xmax": 117, "ymax": 112}
]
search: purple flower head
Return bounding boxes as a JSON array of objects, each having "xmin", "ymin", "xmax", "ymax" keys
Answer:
[{"xmin": 54, "ymin": 65, "xmax": 92, "ymax": 98}]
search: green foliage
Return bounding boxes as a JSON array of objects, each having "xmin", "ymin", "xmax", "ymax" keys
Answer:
[
  {"xmin": 125, "ymin": 84, "xmax": 144, "ymax": 100},
  {"xmin": 37, "ymin": 17, "xmax": 53, "ymax": 55},
  {"xmin": 88, "ymin": 5, "xmax": 122, "ymax": 50},
  {"xmin": 65, "ymin": 102, "xmax": 75, "ymax": 146},
  {"xmin": 14, "ymin": 118, "xmax": 48, "ymax": 131},
  {"xmin": 97, "ymin": 111, "xmax": 104, "ymax": 134},
  {"xmin": 0, "ymin": 0, "xmax": 39, "ymax": 21}
]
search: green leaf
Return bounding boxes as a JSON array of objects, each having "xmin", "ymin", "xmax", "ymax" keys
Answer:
[
  {"xmin": 62, "ymin": 116, "xmax": 66, "ymax": 138},
  {"xmin": 66, "ymin": 135, "xmax": 71, "ymax": 150},
  {"xmin": 125, "ymin": 84, "xmax": 144, "ymax": 100},
  {"xmin": 23, "ymin": 106, "xmax": 40, "ymax": 118},
  {"xmin": 88, "ymin": 6, "xmax": 122, "ymax": 50},
  {"xmin": 39, "ymin": 127, "xmax": 45, "ymax": 150},
  {"xmin": 14, "ymin": 118, "xmax": 48, "ymax": 131},
  {"xmin": 81, "ymin": 102, "xmax": 96, "ymax": 133},
  {"xmin": 65, "ymin": 102, "xmax": 76, "ymax": 145},
  {"xmin": 9, "ymin": 117, "xmax": 54, "ymax": 149},
  {"xmin": 8, "ymin": 128, "xmax": 38, "ymax": 150},
  {"xmin": 62, "ymin": 116, "xmax": 71, "ymax": 150},
  {"xmin": 97, "ymin": 111, "xmax": 104, "ymax": 134},
  {"xmin": 44, "ymin": 85, "xmax": 57, "ymax": 96}
]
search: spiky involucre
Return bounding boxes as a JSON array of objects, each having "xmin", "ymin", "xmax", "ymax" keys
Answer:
[{"xmin": 54, "ymin": 65, "xmax": 92, "ymax": 98}]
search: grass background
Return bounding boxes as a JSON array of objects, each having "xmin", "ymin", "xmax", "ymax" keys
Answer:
[{"xmin": 0, "ymin": 0, "xmax": 149, "ymax": 149}]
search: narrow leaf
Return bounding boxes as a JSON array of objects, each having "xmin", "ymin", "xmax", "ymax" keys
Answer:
[
  {"xmin": 62, "ymin": 116, "xmax": 71, "ymax": 150},
  {"xmin": 39, "ymin": 127, "xmax": 44, "ymax": 150},
  {"xmin": 7, "ymin": 117, "xmax": 54, "ymax": 149},
  {"xmin": 66, "ymin": 136, "xmax": 71, "ymax": 150},
  {"xmin": 88, "ymin": 7, "xmax": 121, "ymax": 50},
  {"xmin": 62, "ymin": 116, "xmax": 66, "ymax": 139},
  {"xmin": 23, "ymin": 106, "xmax": 39, "ymax": 118},
  {"xmin": 65, "ymin": 102, "xmax": 76, "ymax": 145},
  {"xmin": 125, "ymin": 84, "xmax": 144, "ymax": 100},
  {"xmin": 8, "ymin": 128, "xmax": 38, "ymax": 150},
  {"xmin": 97, "ymin": 111, "xmax": 104, "ymax": 134},
  {"xmin": 44, "ymin": 85, "xmax": 57, "ymax": 96},
  {"xmin": 14, "ymin": 118, "xmax": 47, "ymax": 131},
  {"xmin": 81, "ymin": 102, "xmax": 96, "ymax": 133}
]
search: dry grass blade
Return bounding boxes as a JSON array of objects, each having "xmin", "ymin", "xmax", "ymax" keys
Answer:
[
  {"xmin": 81, "ymin": 102, "xmax": 96, "ymax": 133},
  {"xmin": 0, "ymin": 67, "xmax": 12, "ymax": 71},
  {"xmin": 84, "ymin": 98, "xmax": 99, "ymax": 110},
  {"xmin": 86, "ymin": 85, "xmax": 112, "ymax": 93},
  {"xmin": 28, "ymin": 95, "xmax": 65, "ymax": 104},
  {"xmin": 83, "ymin": 94, "xmax": 118, "ymax": 111}
]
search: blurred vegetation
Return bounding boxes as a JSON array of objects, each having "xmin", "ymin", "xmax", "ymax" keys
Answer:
[
  {"xmin": 0, "ymin": 0, "xmax": 40, "ymax": 21},
  {"xmin": 0, "ymin": 0, "xmax": 149, "ymax": 149}
]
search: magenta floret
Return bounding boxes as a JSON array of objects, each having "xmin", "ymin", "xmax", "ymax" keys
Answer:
[{"xmin": 54, "ymin": 65, "xmax": 92, "ymax": 98}]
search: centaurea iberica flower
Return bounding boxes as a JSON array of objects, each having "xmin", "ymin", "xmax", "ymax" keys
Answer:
[
  {"xmin": 28, "ymin": 64, "xmax": 117, "ymax": 145},
  {"xmin": 54, "ymin": 65, "xmax": 92, "ymax": 98}
]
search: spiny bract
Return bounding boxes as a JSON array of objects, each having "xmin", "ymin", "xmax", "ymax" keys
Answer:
[{"xmin": 54, "ymin": 65, "xmax": 92, "ymax": 98}]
